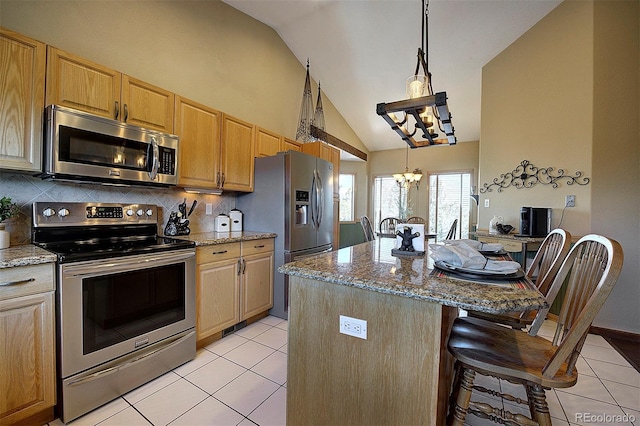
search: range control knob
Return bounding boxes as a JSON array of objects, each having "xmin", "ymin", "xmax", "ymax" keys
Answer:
[
  {"xmin": 42, "ymin": 208, "xmax": 56, "ymax": 217},
  {"xmin": 126, "ymin": 209, "xmax": 135, "ymax": 216},
  {"xmin": 58, "ymin": 208, "xmax": 70, "ymax": 217},
  {"xmin": 136, "ymin": 209, "xmax": 144, "ymax": 216},
  {"xmin": 146, "ymin": 209, "xmax": 153, "ymax": 216}
]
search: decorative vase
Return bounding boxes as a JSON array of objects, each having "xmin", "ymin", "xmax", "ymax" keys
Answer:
[
  {"xmin": 0, "ymin": 224, "xmax": 9, "ymax": 249},
  {"xmin": 489, "ymin": 215, "xmax": 503, "ymax": 235}
]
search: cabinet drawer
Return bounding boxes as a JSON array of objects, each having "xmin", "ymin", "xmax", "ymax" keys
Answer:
[
  {"xmin": 242, "ymin": 239, "xmax": 274, "ymax": 256},
  {"xmin": 197, "ymin": 243, "xmax": 241, "ymax": 264},
  {"xmin": 0, "ymin": 263, "xmax": 55, "ymax": 301}
]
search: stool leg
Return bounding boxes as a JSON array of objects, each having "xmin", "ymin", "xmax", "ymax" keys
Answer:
[
  {"xmin": 450, "ymin": 367, "xmax": 475, "ymax": 426},
  {"xmin": 527, "ymin": 384, "xmax": 552, "ymax": 426}
]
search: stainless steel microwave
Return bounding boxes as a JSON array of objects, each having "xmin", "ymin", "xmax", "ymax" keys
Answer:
[{"xmin": 42, "ymin": 105, "xmax": 179, "ymax": 187}]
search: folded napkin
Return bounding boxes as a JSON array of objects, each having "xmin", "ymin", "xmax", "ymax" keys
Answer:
[
  {"xmin": 430, "ymin": 242, "xmax": 520, "ymax": 273},
  {"xmin": 444, "ymin": 238, "xmax": 503, "ymax": 253}
]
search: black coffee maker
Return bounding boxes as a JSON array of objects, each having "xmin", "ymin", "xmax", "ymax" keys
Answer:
[{"xmin": 520, "ymin": 207, "xmax": 552, "ymax": 236}]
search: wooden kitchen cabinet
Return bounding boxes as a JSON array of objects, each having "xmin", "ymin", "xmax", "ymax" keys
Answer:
[
  {"xmin": 0, "ymin": 28, "xmax": 46, "ymax": 172},
  {"xmin": 302, "ymin": 140, "xmax": 332, "ymax": 161},
  {"xmin": 175, "ymin": 96, "xmax": 222, "ymax": 190},
  {"xmin": 196, "ymin": 243, "xmax": 242, "ymax": 341},
  {"xmin": 255, "ymin": 128, "xmax": 303, "ymax": 157},
  {"xmin": 175, "ymin": 100, "xmax": 254, "ymax": 193},
  {"xmin": 221, "ymin": 114, "xmax": 255, "ymax": 192},
  {"xmin": 0, "ymin": 263, "xmax": 56, "ymax": 426},
  {"xmin": 255, "ymin": 127, "xmax": 281, "ymax": 158},
  {"xmin": 46, "ymin": 47, "xmax": 174, "ymax": 133},
  {"xmin": 283, "ymin": 137, "xmax": 302, "ymax": 152},
  {"xmin": 241, "ymin": 239, "xmax": 274, "ymax": 319},
  {"xmin": 195, "ymin": 239, "xmax": 274, "ymax": 345}
]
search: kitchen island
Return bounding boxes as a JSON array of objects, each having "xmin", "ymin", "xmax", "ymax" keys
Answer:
[{"xmin": 279, "ymin": 238, "xmax": 547, "ymax": 425}]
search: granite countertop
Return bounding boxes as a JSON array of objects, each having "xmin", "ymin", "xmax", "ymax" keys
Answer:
[
  {"xmin": 279, "ymin": 238, "xmax": 547, "ymax": 314},
  {"xmin": 172, "ymin": 231, "xmax": 277, "ymax": 246},
  {"xmin": 0, "ymin": 244, "xmax": 57, "ymax": 268},
  {"xmin": 472, "ymin": 230, "xmax": 546, "ymax": 242}
]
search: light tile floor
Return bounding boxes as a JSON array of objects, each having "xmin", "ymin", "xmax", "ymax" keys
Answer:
[{"xmin": 49, "ymin": 316, "xmax": 639, "ymax": 426}]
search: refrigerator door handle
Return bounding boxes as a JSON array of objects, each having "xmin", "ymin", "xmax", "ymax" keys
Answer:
[
  {"xmin": 311, "ymin": 169, "xmax": 318, "ymax": 228},
  {"xmin": 317, "ymin": 171, "xmax": 324, "ymax": 227}
]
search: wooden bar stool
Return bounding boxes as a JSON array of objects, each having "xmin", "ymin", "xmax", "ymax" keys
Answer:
[
  {"xmin": 468, "ymin": 228, "xmax": 572, "ymax": 335},
  {"xmin": 447, "ymin": 234, "xmax": 624, "ymax": 426}
]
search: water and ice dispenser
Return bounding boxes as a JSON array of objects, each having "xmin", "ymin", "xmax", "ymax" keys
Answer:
[{"xmin": 295, "ymin": 190, "xmax": 309, "ymax": 226}]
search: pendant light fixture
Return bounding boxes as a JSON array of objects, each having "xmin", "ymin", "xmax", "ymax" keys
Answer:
[
  {"xmin": 394, "ymin": 145, "xmax": 423, "ymax": 190},
  {"xmin": 376, "ymin": 0, "xmax": 456, "ymax": 148}
]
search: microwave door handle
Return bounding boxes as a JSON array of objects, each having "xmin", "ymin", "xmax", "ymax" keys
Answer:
[{"xmin": 147, "ymin": 136, "xmax": 159, "ymax": 180}]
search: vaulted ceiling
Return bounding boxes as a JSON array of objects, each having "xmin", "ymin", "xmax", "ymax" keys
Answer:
[{"xmin": 223, "ymin": 0, "xmax": 562, "ymax": 155}]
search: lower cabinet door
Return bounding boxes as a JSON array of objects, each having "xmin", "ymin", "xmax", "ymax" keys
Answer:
[
  {"xmin": 242, "ymin": 252, "xmax": 274, "ymax": 319},
  {"xmin": 197, "ymin": 259, "xmax": 241, "ymax": 340},
  {"xmin": 0, "ymin": 291, "xmax": 55, "ymax": 425}
]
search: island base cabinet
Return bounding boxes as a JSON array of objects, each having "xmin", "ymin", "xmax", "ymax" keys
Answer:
[
  {"xmin": 0, "ymin": 291, "xmax": 55, "ymax": 426},
  {"xmin": 287, "ymin": 276, "xmax": 457, "ymax": 426}
]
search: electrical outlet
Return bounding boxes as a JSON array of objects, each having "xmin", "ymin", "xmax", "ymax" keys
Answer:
[
  {"xmin": 484, "ymin": 199, "xmax": 490, "ymax": 208},
  {"xmin": 565, "ymin": 195, "xmax": 575, "ymax": 208},
  {"xmin": 339, "ymin": 315, "xmax": 367, "ymax": 340}
]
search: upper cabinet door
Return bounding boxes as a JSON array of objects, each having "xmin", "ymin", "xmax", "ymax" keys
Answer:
[
  {"xmin": 121, "ymin": 75, "xmax": 174, "ymax": 133},
  {"xmin": 255, "ymin": 127, "xmax": 281, "ymax": 158},
  {"xmin": 283, "ymin": 137, "xmax": 302, "ymax": 153},
  {"xmin": 175, "ymin": 96, "xmax": 221, "ymax": 189},
  {"xmin": 221, "ymin": 114, "xmax": 255, "ymax": 192},
  {"xmin": 46, "ymin": 46, "xmax": 121, "ymax": 119},
  {"xmin": 0, "ymin": 29, "xmax": 46, "ymax": 172}
]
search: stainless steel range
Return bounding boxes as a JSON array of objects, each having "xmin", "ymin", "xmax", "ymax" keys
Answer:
[{"xmin": 32, "ymin": 202, "xmax": 196, "ymax": 423}]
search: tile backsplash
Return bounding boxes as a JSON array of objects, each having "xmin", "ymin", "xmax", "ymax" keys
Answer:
[{"xmin": 1, "ymin": 172, "xmax": 236, "ymax": 246}]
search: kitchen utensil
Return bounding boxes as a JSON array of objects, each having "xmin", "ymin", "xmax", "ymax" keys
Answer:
[{"xmin": 188, "ymin": 200, "xmax": 197, "ymax": 217}]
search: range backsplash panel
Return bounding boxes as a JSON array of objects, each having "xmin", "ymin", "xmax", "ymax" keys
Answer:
[{"xmin": 1, "ymin": 172, "xmax": 235, "ymax": 246}]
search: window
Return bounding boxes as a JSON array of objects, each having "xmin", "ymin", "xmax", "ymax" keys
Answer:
[
  {"xmin": 428, "ymin": 172, "xmax": 472, "ymax": 241},
  {"xmin": 339, "ymin": 174, "xmax": 355, "ymax": 221},
  {"xmin": 372, "ymin": 176, "xmax": 408, "ymax": 231}
]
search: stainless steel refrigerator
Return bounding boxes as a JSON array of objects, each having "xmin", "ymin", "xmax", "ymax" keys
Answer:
[{"xmin": 237, "ymin": 150, "xmax": 334, "ymax": 319}]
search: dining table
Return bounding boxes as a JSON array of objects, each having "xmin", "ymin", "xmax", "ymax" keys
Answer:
[{"xmin": 279, "ymin": 237, "xmax": 546, "ymax": 426}]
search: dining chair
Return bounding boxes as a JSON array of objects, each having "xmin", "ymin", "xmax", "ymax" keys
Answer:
[
  {"xmin": 360, "ymin": 215, "xmax": 375, "ymax": 242},
  {"xmin": 406, "ymin": 216, "xmax": 425, "ymax": 224},
  {"xmin": 444, "ymin": 219, "xmax": 458, "ymax": 240},
  {"xmin": 378, "ymin": 217, "xmax": 400, "ymax": 237},
  {"xmin": 447, "ymin": 234, "xmax": 624, "ymax": 426},
  {"xmin": 467, "ymin": 228, "xmax": 572, "ymax": 335}
]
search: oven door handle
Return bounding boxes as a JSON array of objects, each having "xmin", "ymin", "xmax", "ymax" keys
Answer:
[
  {"xmin": 64, "ymin": 250, "xmax": 194, "ymax": 277},
  {"xmin": 66, "ymin": 331, "xmax": 195, "ymax": 387}
]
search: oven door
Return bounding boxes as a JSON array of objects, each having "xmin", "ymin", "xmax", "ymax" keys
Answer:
[{"xmin": 58, "ymin": 249, "xmax": 195, "ymax": 379}]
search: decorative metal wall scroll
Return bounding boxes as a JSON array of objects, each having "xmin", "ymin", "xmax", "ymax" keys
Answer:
[{"xmin": 480, "ymin": 160, "xmax": 590, "ymax": 193}]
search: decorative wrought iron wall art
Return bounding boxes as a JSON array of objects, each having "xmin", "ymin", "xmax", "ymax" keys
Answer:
[{"xmin": 480, "ymin": 160, "xmax": 590, "ymax": 193}]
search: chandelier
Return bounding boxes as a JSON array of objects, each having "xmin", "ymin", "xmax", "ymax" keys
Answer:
[
  {"xmin": 394, "ymin": 145, "xmax": 423, "ymax": 189},
  {"xmin": 376, "ymin": 0, "xmax": 456, "ymax": 148}
]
